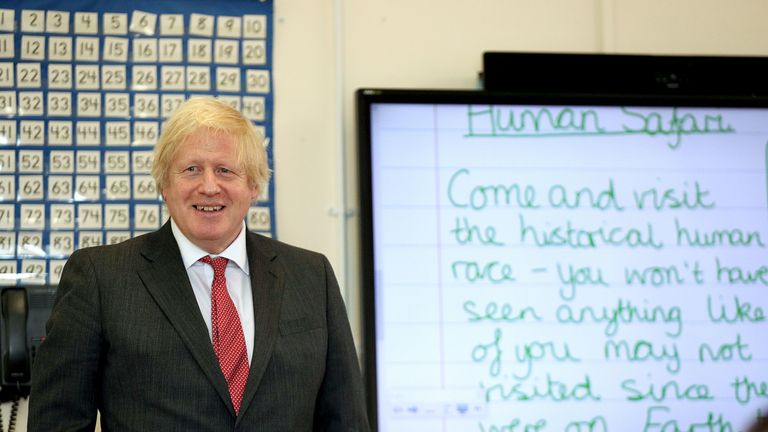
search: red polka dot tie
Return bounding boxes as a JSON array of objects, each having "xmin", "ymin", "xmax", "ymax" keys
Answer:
[{"xmin": 200, "ymin": 256, "xmax": 249, "ymax": 415}]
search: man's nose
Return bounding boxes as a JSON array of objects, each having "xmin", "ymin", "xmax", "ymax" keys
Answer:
[{"xmin": 198, "ymin": 169, "xmax": 221, "ymax": 195}]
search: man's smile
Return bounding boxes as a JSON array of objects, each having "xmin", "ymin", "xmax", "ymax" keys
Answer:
[{"xmin": 194, "ymin": 205, "xmax": 225, "ymax": 212}]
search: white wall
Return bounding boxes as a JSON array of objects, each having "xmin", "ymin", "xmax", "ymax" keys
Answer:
[{"xmin": 17, "ymin": 1, "xmax": 768, "ymax": 429}]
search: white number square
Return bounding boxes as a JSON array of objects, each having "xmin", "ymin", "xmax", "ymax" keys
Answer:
[
  {"xmin": 160, "ymin": 14, "xmax": 184, "ymax": 36},
  {"xmin": 104, "ymin": 93, "xmax": 130, "ymax": 117},
  {"xmin": 101, "ymin": 64, "xmax": 126, "ymax": 90},
  {"xmin": 0, "ymin": 91, "xmax": 15, "ymax": 116},
  {"xmin": 78, "ymin": 231, "xmax": 103, "ymax": 249},
  {"xmin": 161, "ymin": 94, "xmax": 185, "ymax": 118},
  {"xmin": 47, "ymin": 92, "xmax": 72, "ymax": 117},
  {"xmin": 132, "ymin": 65, "xmax": 157, "ymax": 91},
  {"xmin": 243, "ymin": 15, "xmax": 266, "ymax": 39},
  {"xmin": 0, "ymin": 63, "xmax": 12, "ymax": 87},
  {"xmin": 0, "ymin": 260, "xmax": 16, "ymax": 284},
  {"xmin": 158, "ymin": 38, "xmax": 183, "ymax": 63},
  {"xmin": 21, "ymin": 10, "xmax": 45, "ymax": 33},
  {"xmin": 216, "ymin": 67, "xmax": 240, "ymax": 93},
  {"xmin": 17, "ymin": 232, "xmax": 44, "ymax": 257},
  {"xmin": 255, "ymin": 127, "xmax": 266, "ymax": 143},
  {"xmin": 0, "ymin": 9, "xmax": 14, "ymax": 32},
  {"xmin": 0, "ymin": 121, "xmax": 15, "ymax": 145},
  {"xmin": 47, "ymin": 175, "xmax": 73, "ymax": 200},
  {"xmin": 134, "ymin": 204, "xmax": 160, "ymax": 229},
  {"xmin": 76, "ymin": 65, "xmax": 100, "ymax": 90},
  {"xmin": 78, "ymin": 204, "xmax": 103, "ymax": 229},
  {"xmin": 0, "ymin": 233, "xmax": 14, "ymax": 257},
  {"xmin": 133, "ymin": 38, "xmax": 158, "ymax": 63},
  {"xmin": 20, "ymin": 260, "xmax": 46, "ymax": 285},
  {"xmin": 0, "ymin": 34, "xmax": 12, "ymax": 59},
  {"xmin": 50, "ymin": 259, "xmax": 68, "ymax": 284},
  {"xmin": 18, "ymin": 92, "xmax": 43, "ymax": 116},
  {"xmin": 103, "ymin": 13, "xmax": 128, "ymax": 35},
  {"xmin": 0, "ymin": 150, "xmax": 13, "ymax": 172},
  {"xmin": 75, "ymin": 37, "xmax": 100, "ymax": 62},
  {"xmin": 106, "ymin": 176, "xmax": 131, "ymax": 200},
  {"xmin": 132, "ymin": 175, "xmax": 157, "ymax": 200},
  {"xmin": 75, "ymin": 121, "xmax": 100, "ymax": 146},
  {"xmin": 188, "ymin": 39, "xmax": 211, "ymax": 64},
  {"xmin": 77, "ymin": 92, "xmax": 101, "ymax": 117},
  {"xmin": 20, "ymin": 204, "xmax": 45, "ymax": 229},
  {"xmin": 247, "ymin": 207, "xmax": 271, "ymax": 231},
  {"xmin": 19, "ymin": 120, "xmax": 44, "ymax": 145},
  {"xmin": 242, "ymin": 97, "xmax": 265, "ymax": 121},
  {"xmin": 48, "ymin": 63, "xmax": 72, "ymax": 89},
  {"xmin": 130, "ymin": 11, "xmax": 157, "ymax": 35},
  {"xmin": 105, "ymin": 151, "xmax": 129, "ymax": 173},
  {"xmin": 214, "ymin": 39, "xmax": 239, "ymax": 65},
  {"xmin": 0, "ymin": 176, "xmax": 14, "ymax": 200},
  {"xmin": 186, "ymin": 66, "xmax": 210, "ymax": 91},
  {"xmin": 132, "ymin": 151, "xmax": 154, "ymax": 174},
  {"xmin": 103, "ymin": 37, "xmax": 129, "ymax": 63},
  {"xmin": 74, "ymin": 12, "xmax": 98, "ymax": 34},
  {"xmin": 50, "ymin": 204, "xmax": 75, "ymax": 229},
  {"xmin": 246, "ymin": 70, "xmax": 270, "ymax": 93},
  {"xmin": 75, "ymin": 176, "xmax": 100, "ymax": 201},
  {"xmin": 105, "ymin": 121, "xmax": 130, "ymax": 145},
  {"xmin": 189, "ymin": 13, "xmax": 214, "ymax": 37},
  {"xmin": 49, "ymin": 232, "xmax": 74, "ymax": 256},
  {"xmin": 161, "ymin": 66, "xmax": 185, "ymax": 91},
  {"xmin": 20, "ymin": 36, "xmax": 45, "ymax": 61},
  {"xmin": 18, "ymin": 175, "xmax": 44, "ymax": 200},
  {"xmin": 48, "ymin": 121, "xmax": 73, "ymax": 145},
  {"xmin": 133, "ymin": 121, "xmax": 158, "ymax": 145},
  {"xmin": 18, "ymin": 150, "xmax": 43, "ymax": 173},
  {"xmin": 105, "ymin": 204, "xmax": 130, "ymax": 229},
  {"xmin": 134, "ymin": 93, "xmax": 159, "ymax": 118},
  {"xmin": 217, "ymin": 16, "xmax": 242, "ymax": 38},
  {"xmin": 0, "ymin": 204, "xmax": 13, "ymax": 228},
  {"xmin": 106, "ymin": 231, "xmax": 130, "ymax": 245},
  {"xmin": 46, "ymin": 10, "xmax": 70, "ymax": 33},
  {"xmin": 16, "ymin": 63, "xmax": 41, "ymax": 88},
  {"xmin": 48, "ymin": 36, "xmax": 73, "ymax": 61},
  {"xmin": 242, "ymin": 40, "xmax": 266, "ymax": 65},
  {"xmin": 76, "ymin": 151, "xmax": 100, "ymax": 174},
  {"xmin": 49, "ymin": 150, "xmax": 74, "ymax": 173}
]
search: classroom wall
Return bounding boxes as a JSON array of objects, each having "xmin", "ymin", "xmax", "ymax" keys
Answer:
[
  {"xmin": 16, "ymin": 0, "xmax": 768, "ymax": 429},
  {"xmin": 280, "ymin": 0, "xmax": 768, "ymax": 424}
]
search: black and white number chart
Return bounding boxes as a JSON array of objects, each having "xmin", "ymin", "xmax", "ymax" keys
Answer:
[{"xmin": 0, "ymin": 0, "xmax": 275, "ymax": 286}]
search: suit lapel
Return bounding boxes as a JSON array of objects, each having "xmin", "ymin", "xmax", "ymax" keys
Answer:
[
  {"xmin": 136, "ymin": 223, "xmax": 235, "ymax": 416},
  {"xmin": 236, "ymin": 232, "xmax": 284, "ymax": 424}
]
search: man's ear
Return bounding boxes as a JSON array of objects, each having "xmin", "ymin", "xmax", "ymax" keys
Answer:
[{"xmin": 250, "ymin": 184, "xmax": 260, "ymax": 202}]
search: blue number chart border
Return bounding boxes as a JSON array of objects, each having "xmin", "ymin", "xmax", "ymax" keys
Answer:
[{"xmin": 0, "ymin": 0, "xmax": 275, "ymax": 286}]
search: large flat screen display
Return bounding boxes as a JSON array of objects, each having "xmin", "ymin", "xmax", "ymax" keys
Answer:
[{"xmin": 358, "ymin": 90, "xmax": 768, "ymax": 432}]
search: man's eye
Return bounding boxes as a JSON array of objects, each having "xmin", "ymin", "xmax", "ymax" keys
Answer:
[
  {"xmin": 218, "ymin": 167, "xmax": 232, "ymax": 174},
  {"xmin": 184, "ymin": 166, "xmax": 198, "ymax": 173}
]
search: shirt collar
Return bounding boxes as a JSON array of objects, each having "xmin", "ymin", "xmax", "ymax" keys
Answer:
[{"xmin": 170, "ymin": 219, "xmax": 250, "ymax": 275}]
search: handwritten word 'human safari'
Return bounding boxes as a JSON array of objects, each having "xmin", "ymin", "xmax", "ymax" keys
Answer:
[{"xmin": 465, "ymin": 105, "xmax": 735, "ymax": 149}]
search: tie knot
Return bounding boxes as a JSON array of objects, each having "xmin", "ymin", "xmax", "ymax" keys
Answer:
[{"xmin": 200, "ymin": 256, "xmax": 228, "ymax": 276}]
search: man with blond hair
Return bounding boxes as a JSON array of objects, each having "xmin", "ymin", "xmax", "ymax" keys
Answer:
[{"xmin": 29, "ymin": 97, "xmax": 370, "ymax": 431}]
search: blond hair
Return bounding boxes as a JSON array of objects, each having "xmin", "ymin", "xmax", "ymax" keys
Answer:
[{"xmin": 151, "ymin": 97, "xmax": 270, "ymax": 194}]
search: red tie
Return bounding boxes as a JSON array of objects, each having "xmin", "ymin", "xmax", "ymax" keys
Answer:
[{"xmin": 200, "ymin": 256, "xmax": 250, "ymax": 414}]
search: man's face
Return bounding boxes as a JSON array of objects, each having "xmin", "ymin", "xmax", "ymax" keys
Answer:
[{"xmin": 162, "ymin": 129, "xmax": 259, "ymax": 254}]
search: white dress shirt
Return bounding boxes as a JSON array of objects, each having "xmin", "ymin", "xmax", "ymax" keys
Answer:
[{"xmin": 170, "ymin": 219, "xmax": 255, "ymax": 364}]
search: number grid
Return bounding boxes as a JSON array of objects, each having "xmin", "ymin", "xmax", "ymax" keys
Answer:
[{"xmin": 0, "ymin": 1, "xmax": 275, "ymax": 286}]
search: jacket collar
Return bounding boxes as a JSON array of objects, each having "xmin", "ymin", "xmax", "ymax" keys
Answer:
[{"xmin": 137, "ymin": 223, "xmax": 285, "ymax": 418}]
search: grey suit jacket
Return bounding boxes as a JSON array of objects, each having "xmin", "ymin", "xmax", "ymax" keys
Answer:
[{"xmin": 28, "ymin": 223, "xmax": 370, "ymax": 431}]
